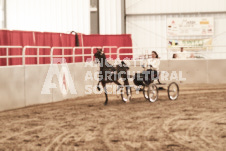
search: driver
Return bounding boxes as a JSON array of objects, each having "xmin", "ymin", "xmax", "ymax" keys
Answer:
[{"xmin": 143, "ymin": 51, "xmax": 161, "ymax": 84}]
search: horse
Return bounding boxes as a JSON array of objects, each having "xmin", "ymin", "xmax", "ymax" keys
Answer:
[{"xmin": 94, "ymin": 48, "xmax": 130, "ymax": 105}]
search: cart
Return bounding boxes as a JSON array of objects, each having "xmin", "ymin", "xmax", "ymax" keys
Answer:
[{"xmin": 120, "ymin": 69, "xmax": 179, "ymax": 102}]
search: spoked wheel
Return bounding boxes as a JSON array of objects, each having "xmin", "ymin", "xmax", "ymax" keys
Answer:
[
  {"xmin": 168, "ymin": 82, "xmax": 179, "ymax": 100},
  {"xmin": 121, "ymin": 86, "xmax": 132, "ymax": 102},
  {"xmin": 147, "ymin": 84, "xmax": 158, "ymax": 102},
  {"xmin": 143, "ymin": 85, "xmax": 149, "ymax": 100}
]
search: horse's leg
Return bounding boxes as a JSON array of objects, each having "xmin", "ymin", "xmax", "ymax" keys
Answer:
[
  {"xmin": 97, "ymin": 72, "xmax": 102, "ymax": 91},
  {"xmin": 101, "ymin": 82, "xmax": 108, "ymax": 105},
  {"xmin": 123, "ymin": 77, "xmax": 131, "ymax": 97},
  {"xmin": 114, "ymin": 81, "xmax": 122, "ymax": 91},
  {"xmin": 97, "ymin": 81, "xmax": 101, "ymax": 91}
]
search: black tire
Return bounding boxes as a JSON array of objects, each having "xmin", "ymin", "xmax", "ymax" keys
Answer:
[
  {"xmin": 147, "ymin": 84, "xmax": 158, "ymax": 102},
  {"xmin": 121, "ymin": 86, "xmax": 132, "ymax": 102},
  {"xmin": 168, "ymin": 82, "xmax": 179, "ymax": 100}
]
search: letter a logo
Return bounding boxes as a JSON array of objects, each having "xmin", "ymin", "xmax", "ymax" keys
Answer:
[{"xmin": 41, "ymin": 58, "xmax": 77, "ymax": 95}]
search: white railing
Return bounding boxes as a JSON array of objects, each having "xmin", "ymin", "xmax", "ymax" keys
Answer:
[
  {"xmin": 0, "ymin": 46, "xmax": 119, "ymax": 66},
  {"xmin": 1, "ymin": 45, "xmax": 226, "ymax": 66},
  {"xmin": 23, "ymin": 46, "xmax": 51, "ymax": 65},
  {"xmin": 0, "ymin": 46, "xmax": 23, "ymax": 66},
  {"xmin": 50, "ymin": 47, "xmax": 74, "ymax": 63},
  {"xmin": 103, "ymin": 46, "xmax": 117, "ymax": 59}
]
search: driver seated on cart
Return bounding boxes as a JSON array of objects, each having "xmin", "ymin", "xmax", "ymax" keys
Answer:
[{"xmin": 142, "ymin": 51, "xmax": 161, "ymax": 84}]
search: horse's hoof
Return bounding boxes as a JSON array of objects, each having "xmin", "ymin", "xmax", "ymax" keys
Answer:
[
  {"xmin": 97, "ymin": 87, "xmax": 101, "ymax": 91},
  {"xmin": 104, "ymin": 102, "xmax": 108, "ymax": 105}
]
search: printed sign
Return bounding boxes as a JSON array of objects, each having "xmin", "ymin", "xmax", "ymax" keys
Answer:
[
  {"xmin": 167, "ymin": 17, "xmax": 214, "ymax": 36},
  {"xmin": 168, "ymin": 39, "xmax": 212, "ymax": 50}
]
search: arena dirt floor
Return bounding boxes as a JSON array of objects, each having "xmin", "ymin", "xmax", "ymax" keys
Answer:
[{"xmin": 0, "ymin": 84, "xmax": 226, "ymax": 151}]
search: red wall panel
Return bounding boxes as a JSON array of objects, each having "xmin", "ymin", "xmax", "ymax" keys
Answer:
[
  {"xmin": 61, "ymin": 33, "xmax": 75, "ymax": 63},
  {"xmin": 22, "ymin": 31, "xmax": 36, "ymax": 65},
  {"xmin": 82, "ymin": 34, "xmax": 133, "ymax": 60},
  {"xmin": 0, "ymin": 30, "xmax": 10, "ymax": 66},
  {"xmin": 0, "ymin": 30, "xmax": 133, "ymax": 65},
  {"xmin": 8, "ymin": 31, "xmax": 23, "ymax": 65},
  {"xmin": 34, "ymin": 32, "xmax": 46, "ymax": 64}
]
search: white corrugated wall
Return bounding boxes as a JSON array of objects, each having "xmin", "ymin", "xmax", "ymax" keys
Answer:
[
  {"xmin": 125, "ymin": 0, "xmax": 226, "ymax": 59},
  {"xmin": 99, "ymin": 0, "xmax": 122, "ymax": 34},
  {"xmin": 126, "ymin": 0, "xmax": 226, "ymax": 14},
  {"xmin": 0, "ymin": 0, "xmax": 3, "ymax": 28},
  {"xmin": 5, "ymin": 0, "xmax": 90, "ymax": 34},
  {"xmin": 127, "ymin": 13, "xmax": 226, "ymax": 47}
]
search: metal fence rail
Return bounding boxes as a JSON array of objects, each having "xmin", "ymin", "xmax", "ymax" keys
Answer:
[
  {"xmin": 0, "ymin": 46, "xmax": 119, "ymax": 66},
  {"xmin": 0, "ymin": 45, "xmax": 226, "ymax": 66},
  {"xmin": 0, "ymin": 46, "xmax": 23, "ymax": 66}
]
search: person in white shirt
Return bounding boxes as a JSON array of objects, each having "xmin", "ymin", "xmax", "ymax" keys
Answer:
[
  {"xmin": 177, "ymin": 47, "xmax": 188, "ymax": 59},
  {"xmin": 172, "ymin": 53, "xmax": 178, "ymax": 59},
  {"xmin": 143, "ymin": 51, "xmax": 161, "ymax": 84}
]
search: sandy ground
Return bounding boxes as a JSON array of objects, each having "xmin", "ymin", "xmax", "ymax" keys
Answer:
[{"xmin": 0, "ymin": 84, "xmax": 226, "ymax": 151}]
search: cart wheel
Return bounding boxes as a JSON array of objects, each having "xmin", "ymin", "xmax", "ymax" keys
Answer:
[
  {"xmin": 143, "ymin": 85, "xmax": 149, "ymax": 100},
  {"xmin": 168, "ymin": 82, "xmax": 179, "ymax": 100},
  {"xmin": 121, "ymin": 86, "xmax": 132, "ymax": 102},
  {"xmin": 147, "ymin": 84, "xmax": 158, "ymax": 102}
]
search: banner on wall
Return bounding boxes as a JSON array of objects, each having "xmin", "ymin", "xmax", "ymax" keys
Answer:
[
  {"xmin": 168, "ymin": 39, "xmax": 212, "ymax": 50},
  {"xmin": 167, "ymin": 17, "xmax": 214, "ymax": 36}
]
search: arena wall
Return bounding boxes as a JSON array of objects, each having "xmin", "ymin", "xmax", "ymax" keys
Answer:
[
  {"xmin": 160, "ymin": 60, "xmax": 208, "ymax": 83},
  {"xmin": 25, "ymin": 65, "xmax": 52, "ymax": 106},
  {"xmin": 0, "ymin": 66, "xmax": 25, "ymax": 111},
  {"xmin": 0, "ymin": 60, "xmax": 225, "ymax": 111},
  {"xmin": 0, "ymin": 63, "xmax": 98, "ymax": 112},
  {"xmin": 207, "ymin": 60, "xmax": 226, "ymax": 83}
]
